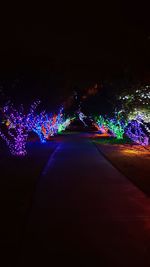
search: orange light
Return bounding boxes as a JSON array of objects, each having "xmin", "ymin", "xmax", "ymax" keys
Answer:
[{"xmin": 118, "ymin": 146, "xmax": 150, "ymax": 157}]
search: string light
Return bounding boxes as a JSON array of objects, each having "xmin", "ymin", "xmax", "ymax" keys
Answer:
[
  {"xmin": 94, "ymin": 115, "xmax": 109, "ymax": 134},
  {"xmin": 78, "ymin": 111, "xmax": 87, "ymax": 127},
  {"xmin": 125, "ymin": 120, "xmax": 149, "ymax": 146}
]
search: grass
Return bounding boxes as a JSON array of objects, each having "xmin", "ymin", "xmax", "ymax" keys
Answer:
[
  {"xmin": 93, "ymin": 136, "xmax": 150, "ymax": 196},
  {"xmin": 93, "ymin": 136, "xmax": 132, "ymax": 145}
]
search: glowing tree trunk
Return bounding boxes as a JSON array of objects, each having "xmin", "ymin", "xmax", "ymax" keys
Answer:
[
  {"xmin": 0, "ymin": 101, "xmax": 40, "ymax": 156},
  {"xmin": 8, "ymin": 125, "xmax": 28, "ymax": 156}
]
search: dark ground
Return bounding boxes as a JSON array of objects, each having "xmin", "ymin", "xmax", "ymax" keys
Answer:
[
  {"xmin": 0, "ymin": 137, "xmax": 58, "ymax": 266},
  {"xmin": 92, "ymin": 136, "xmax": 150, "ymax": 195},
  {"xmin": 1, "ymin": 132, "xmax": 150, "ymax": 266}
]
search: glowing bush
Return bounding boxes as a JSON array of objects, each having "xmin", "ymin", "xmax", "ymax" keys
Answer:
[
  {"xmin": 94, "ymin": 115, "xmax": 109, "ymax": 134},
  {"xmin": 95, "ymin": 115, "xmax": 126, "ymax": 139},
  {"xmin": 125, "ymin": 119, "xmax": 149, "ymax": 146}
]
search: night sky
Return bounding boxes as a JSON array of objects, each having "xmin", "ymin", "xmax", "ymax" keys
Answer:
[{"xmin": 0, "ymin": 2, "xmax": 150, "ymax": 106}]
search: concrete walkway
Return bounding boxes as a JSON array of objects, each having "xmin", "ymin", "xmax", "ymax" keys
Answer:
[{"xmin": 20, "ymin": 133, "xmax": 150, "ymax": 266}]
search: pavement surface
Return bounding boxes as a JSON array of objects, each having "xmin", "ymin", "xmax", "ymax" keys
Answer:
[{"xmin": 19, "ymin": 133, "xmax": 150, "ymax": 266}]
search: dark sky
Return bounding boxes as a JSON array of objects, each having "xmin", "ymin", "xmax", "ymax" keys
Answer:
[
  {"xmin": 0, "ymin": 2, "xmax": 150, "ymax": 104},
  {"xmin": 1, "ymin": 3, "xmax": 150, "ymax": 67}
]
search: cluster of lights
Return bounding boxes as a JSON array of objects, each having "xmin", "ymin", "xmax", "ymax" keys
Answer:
[
  {"xmin": 78, "ymin": 111, "xmax": 87, "ymax": 127},
  {"xmin": 106, "ymin": 118, "xmax": 127, "ymax": 139},
  {"xmin": 0, "ymin": 102, "xmax": 35, "ymax": 156},
  {"xmin": 126, "ymin": 109, "xmax": 150, "ymax": 144},
  {"xmin": 125, "ymin": 120, "xmax": 149, "ymax": 146},
  {"xmin": 0, "ymin": 101, "xmax": 72, "ymax": 156},
  {"xmin": 31, "ymin": 111, "xmax": 48, "ymax": 143},
  {"xmin": 1, "ymin": 85, "xmax": 150, "ymax": 156},
  {"xmin": 34, "ymin": 108, "xmax": 71, "ymax": 141},
  {"xmin": 116, "ymin": 84, "xmax": 150, "ymax": 145},
  {"xmin": 95, "ymin": 115, "xmax": 126, "ymax": 139},
  {"xmin": 27, "ymin": 106, "xmax": 73, "ymax": 143},
  {"xmin": 119, "ymin": 85, "xmax": 150, "ymax": 106},
  {"xmin": 94, "ymin": 115, "xmax": 109, "ymax": 134},
  {"xmin": 128, "ymin": 109, "xmax": 150, "ymax": 123},
  {"xmin": 95, "ymin": 114, "xmax": 149, "ymax": 145},
  {"xmin": 58, "ymin": 117, "xmax": 74, "ymax": 133}
]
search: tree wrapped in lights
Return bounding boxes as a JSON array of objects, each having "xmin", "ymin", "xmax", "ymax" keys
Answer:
[
  {"xmin": 30, "ymin": 111, "xmax": 49, "ymax": 143},
  {"xmin": 0, "ymin": 100, "xmax": 40, "ymax": 156},
  {"xmin": 118, "ymin": 84, "xmax": 150, "ymax": 143},
  {"xmin": 31, "ymin": 107, "xmax": 67, "ymax": 142},
  {"xmin": 42, "ymin": 107, "xmax": 64, "ymax": 138},
  {"xmin": 118, "ymin": 84, "xmax": 150, "ymax": 115},
  {"xmin": 118, "ymin": 84, "xmax": 150, "ymax": 124},
  {"xmin": 125, "ymin": 119, "xmax": 149, "ymax": 146},
  {"xmin": 25, "ymin": 104, "xmax": 61, "ymax": 142}
]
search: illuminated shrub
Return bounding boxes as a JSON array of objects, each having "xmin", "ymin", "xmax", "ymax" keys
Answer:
[
  {"xmin": 105, "ymin": 118, "xmax": 127, "ymax": 139},
  {"xmin": 95, "ymin": 115, "xmax": 127, "ymax": 139},
  {"xmin": 94, "ymin": 115, "xmax": 109, "ymax": 134},
  {"xmin": 125, "ymin": 119, "xmax": 149, "ymax": 146}
]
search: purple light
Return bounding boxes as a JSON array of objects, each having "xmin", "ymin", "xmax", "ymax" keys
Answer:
[
  {"xmin": 0, "ymin": 101, "xmax": 41, "ymax": 156},
  {"xmin": 125, "ymin": 120, "xmax": 149, "ymax": 146}
]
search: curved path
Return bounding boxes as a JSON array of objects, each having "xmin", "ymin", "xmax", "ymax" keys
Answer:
[{"xmin": 20, "ymin": 133, "xmax": 150, "ymax": 266}]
